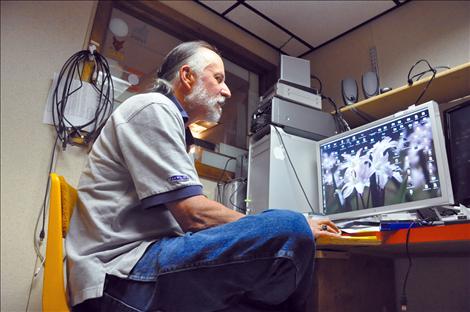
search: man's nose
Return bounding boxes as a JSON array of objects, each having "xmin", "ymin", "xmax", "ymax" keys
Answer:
[{"xmin": 221, "ymin": 82, "xmax": 231, "ymax": 99}]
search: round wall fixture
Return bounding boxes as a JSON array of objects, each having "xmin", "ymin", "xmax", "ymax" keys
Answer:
[{"xmin": 109, "ymin": 18, "xmax": 129, "ymax": 37}]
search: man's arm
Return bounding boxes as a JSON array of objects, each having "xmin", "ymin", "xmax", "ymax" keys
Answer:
[
  {"xmin": 166, "ymin": 195, "xmax": 245, "ymax": 232},
  {"xmin": 167, "ymin": 194, "xmax": 342, "ymax": 238}
]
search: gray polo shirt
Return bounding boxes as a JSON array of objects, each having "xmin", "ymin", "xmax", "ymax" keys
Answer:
[{"xmin": 65, "ymin": 92, "xmax": 203, "ymax": 306}]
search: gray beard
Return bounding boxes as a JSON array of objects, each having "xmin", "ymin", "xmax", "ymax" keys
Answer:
[{"xmin": 185, "ymin": 81, "xmax": 224, "ymax": 123}]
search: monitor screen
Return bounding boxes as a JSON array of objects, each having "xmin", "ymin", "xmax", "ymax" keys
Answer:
[
  {"xmin": 444, "ymin": 99, "xmax": 470, "ymax": 206},
  {"xmin": 318, "ymin": 101, "xmax": 454, "ymax": 220}
]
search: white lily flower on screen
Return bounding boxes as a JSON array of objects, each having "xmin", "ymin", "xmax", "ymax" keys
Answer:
[
  {"xmin": 369, "ymin": 137, "xmax": 402, "ymax": 189},
  {"xmin": 370, "ymin": 151, "xmax": 403, "ymax": 189},
  {"xmin": 396, "ymin": 135, "xmax": 407, "ymax": 152},
  {"xmin": 410, "ymin": 168, "xmax": 425, "ymax": 188},
  {"xmin": 341, "ymin": 159, "xmax": 373, "ymax": 199},
  {"xmin": 369, "ymin": 136, "xmax": 397, "ymax": 157},
  {"xmin": 407, "ymin": 149, "xmax": 420, "ymax": 166},
  {"xmin": 321, "ymin": 152, "xmax": 336, "ymax": 170},
  {"xmin": 339, "ymin": 148, "xmax": 365, "ymax": 174},
  {"xmin": 323, "ymin": 169, "xmax": 333, "ymax": 185},
  {"xmin": 335, "ymin": 189, "xmax": 345, "ymax": 206},
  {"xmin": 321, "ymin": 152, "xmax": 337, "ymax": 186},
  {"xmin": 408, "ymin": 118, "xmax": 433, "ymax": 162}
]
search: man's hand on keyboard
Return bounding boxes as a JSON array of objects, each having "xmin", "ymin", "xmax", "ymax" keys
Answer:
[{"xmin": 307, "ymin": 218, "xmax": 342, "ymax": 239}]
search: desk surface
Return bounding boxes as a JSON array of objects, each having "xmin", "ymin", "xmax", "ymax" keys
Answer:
[
  {"xmin": 379, "ymin": 222, "xmax": 470, "ymax": 245},
  {"xmin": 317, "ymin": 223, "xmax": 470, "ymax": 257}
]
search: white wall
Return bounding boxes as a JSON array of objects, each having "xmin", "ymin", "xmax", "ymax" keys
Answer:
[
  {"xmin": 306, "ymin": 1, "xmax": 470, "ymax": 109},
  {"xmin": 1, "ymin": 1, "xmax": 97, "ymax": 311}
]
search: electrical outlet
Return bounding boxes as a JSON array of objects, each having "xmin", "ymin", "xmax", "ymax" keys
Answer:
[{"xmin": 369, "ymin": 46, "xmax": 379, "ymax": 75}]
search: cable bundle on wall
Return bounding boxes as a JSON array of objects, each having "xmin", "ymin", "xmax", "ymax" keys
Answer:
[{"xmin": 52, "ymin": 44, "xmax": 114, "ymax": 150}]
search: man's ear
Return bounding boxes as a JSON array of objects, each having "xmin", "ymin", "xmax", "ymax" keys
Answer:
[{"xmin": 179, "ymin": 65, "xmax": 195, "ymax": 91}]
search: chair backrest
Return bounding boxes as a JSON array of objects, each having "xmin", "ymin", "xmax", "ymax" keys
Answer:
[{"xmin": 42, "ymin": 173, "xmax": 77, "ymax": 312}]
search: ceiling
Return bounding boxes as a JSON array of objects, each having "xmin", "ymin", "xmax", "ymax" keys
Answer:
[{"xmin": 197, "ymin": 0, "xmax": 408, "ymax": 58}]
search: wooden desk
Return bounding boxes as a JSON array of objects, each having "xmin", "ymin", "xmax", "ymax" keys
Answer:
[
  {"xmin": 317, "ymin": 223, "xmax": 470, "ymax": 257},
  {"xmin": 380, "ymin": 223, "xmax": 470, "ymax": 245},
  {"xmin": 311, "ymin": 223, "xmax": 470, "ymax": 312}
]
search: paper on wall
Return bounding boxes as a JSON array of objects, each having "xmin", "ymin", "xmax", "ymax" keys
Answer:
[{"xmin": 43, "ymin": 73, "xmax": 101, "ymax": 132}]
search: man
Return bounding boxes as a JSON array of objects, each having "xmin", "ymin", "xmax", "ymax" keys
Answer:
[{"xmin": 66, "ymin": 41, "xmax": 341, "ymax": 312}]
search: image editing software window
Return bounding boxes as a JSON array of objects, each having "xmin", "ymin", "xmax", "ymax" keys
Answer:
[{"xmin": 320, "ymin": 107, "xmax": 441, "ymax": 215}]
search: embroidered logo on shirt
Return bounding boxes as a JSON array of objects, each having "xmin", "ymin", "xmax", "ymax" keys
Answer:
[{"xmin": 168, "ymin": 175, "xmax": 190, "ymax": 184}]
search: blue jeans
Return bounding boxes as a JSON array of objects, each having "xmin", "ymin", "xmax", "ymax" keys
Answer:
[{"xmin": 100, "ymin": 209, "xmax": 315, "ymax": 312}]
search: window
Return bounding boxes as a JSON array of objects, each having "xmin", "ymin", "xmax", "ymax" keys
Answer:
[
  {"xmin": 94, "ymin": 5, "xmax": 266, "ymax": 150},
  {"xmin": 88, "ymin": 1, "xmax": 276, "ymax": 181}
]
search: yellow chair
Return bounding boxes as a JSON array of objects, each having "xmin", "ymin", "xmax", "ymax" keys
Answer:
[{"xmin": 42, "ymin": 173, "xmax": 77, "ymax": 312}]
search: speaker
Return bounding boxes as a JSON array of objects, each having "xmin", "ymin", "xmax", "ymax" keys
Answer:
[
  {"xmin": 341, "ymin": 78, "xmax": 358, "ymax": 105},
  {"xmin": 362, "ymin": 71, "xmax": 379, "ymax": 98}
]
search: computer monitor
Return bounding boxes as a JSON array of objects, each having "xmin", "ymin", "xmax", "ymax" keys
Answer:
[
  {"xmin": 317, "ymin": 101, "xmax": 454, "ymax": 221},
  {"xmin": 444, "ymin": 99, "xmax": 470, "ymax": 206}
]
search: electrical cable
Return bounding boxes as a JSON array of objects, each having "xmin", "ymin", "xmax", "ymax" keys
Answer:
[
  {"xmin": 273, "ymin": 126, "xmax": 315, "ymax": 214},
  {"xmin": 341, "ymin": 91, "xmax": 376, "ymax": 124},
  {"xmin": 407, "ymin": 59, "xmax": 432, "ymax": 84},
  {"xmin": 25, "ymin": 254, "xmax": 41, "ymax": 312},
  {"xmin": 406, "ymin": 59, "xmax": 446, "ymax": 105},
  {"xmin": 400, "ymin": 220, "xmax": 416, "ymax": 311},
  {"xmin": 38, "ymin": 137, "xmax": 59, "ymax": 242},
  {"xmin": 400, "ymin": 218, "xmax": 433, "ymax": 311},
  {"xmin": 228, "ymin": 178, "xmax": 247, "ymax": 212},
  {"xmin": 26, "ymin": 136, "xmax": 59, "ymax": 311},
  {"xmin": 414, "ymin": 70, "xmax": 436, "ymax": 105},
  {"xmin": 216, "ymin": 157, "xmax": 236, "ymax": 203},
  {"xmin": 350, "ymin": 106, "xmax": 375, "ymax": 124},
  {"xmin": 322, "ymin": 95, "xmax": 351, "ymax": 133},
  {"xmin": 409, "ymin": 65, "xmax": 449, "ymax": 82},
  {"xmin": 311, "ymin": 74, "xmax": 323, "ymax": 94},
  {"xmin": 52, "ymin": 48, "xmax": 114, "ymax": 150}
]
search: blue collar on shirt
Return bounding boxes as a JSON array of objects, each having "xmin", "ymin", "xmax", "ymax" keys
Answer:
[
  {"xmin": 167, "ymin": 94, "xmax": 194, "ymax": 148},
  {"xmin": 168, "ymin": 94, "xmax": 189, "ymax": 123}
]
